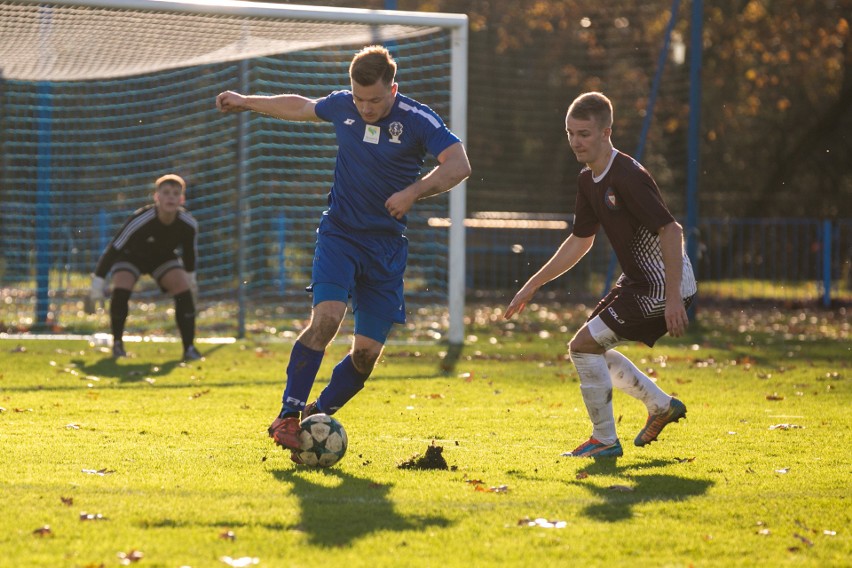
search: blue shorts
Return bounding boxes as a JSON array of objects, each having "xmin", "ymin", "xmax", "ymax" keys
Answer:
[{"xmin": 311, "ymin": 217, "xmax": 407, "ymax": 325}]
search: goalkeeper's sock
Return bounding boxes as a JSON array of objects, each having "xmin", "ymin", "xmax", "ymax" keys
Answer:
[
  {"xmin": 173, "ymin": 290, "xmax": 196, "ymax": 351},
  {"xmin": 316, "ymin": 355, "xmax": 370, "ymax": 414},
  {"xmin": 110, "ymin": 288, "xmax": 132, "ymax": 344},
  {"xmin": 279, "ymin": 341, "xmax": 325, "ymax": 416}
]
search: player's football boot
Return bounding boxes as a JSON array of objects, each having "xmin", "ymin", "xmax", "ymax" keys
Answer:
[
  {"xmin": 634, "ymin": 397, "xmax": 687, "ymax": 447},
  {"xmin": 561, "ymin": 437, "xmax": 624, "ymax": 458},
  {"xmin": 268, "ymin": 416, "xmax": 302, "ymax": 450},
  {"xmin": 301, "ymin": 401, "xmax": 321, "ymax": 420},
  {"xmin": 112, "ymin": 341, "xmax": 127, "ymax": 359},
  {"xmin": 183, "ymin": 345, "xmax": 204, "ymax": 361}
]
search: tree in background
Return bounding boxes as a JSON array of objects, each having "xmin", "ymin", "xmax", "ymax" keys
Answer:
[{"xmin": 271, "ymin": 0, "xmax": 851, "ymax": 218}]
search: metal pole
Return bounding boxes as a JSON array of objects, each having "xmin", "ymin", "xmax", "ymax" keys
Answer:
[
  {"xmin": 686, "ymin": 0, "xmax": 703, "ymax": 275},
  {"xmin": 235, "ymin": 58, "xmax": 249, "ymax": 339}
]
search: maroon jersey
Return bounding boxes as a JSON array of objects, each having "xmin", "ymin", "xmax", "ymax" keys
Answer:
[{"xmin": 573, "ymin": 149, "xmax": 696, "ymax": 301}]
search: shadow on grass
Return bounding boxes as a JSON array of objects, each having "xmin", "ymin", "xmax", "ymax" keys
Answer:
[
  {"xmin": 271, "ymin": 467, "xmax": 451, "ymax": 548},
  {"xmin": 66, "ymin": 343, "xmax": 229, "ymax": 382},
  {"xmin": 569, "ymin": 457, "xmax": 714, "ymax": 523}
]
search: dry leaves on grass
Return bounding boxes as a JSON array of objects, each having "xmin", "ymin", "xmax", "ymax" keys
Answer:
[
  {"xmin": 82, "ymin": 468, "xmax": 115, "ymax": 476},
  {"xmin": 518, "ymin": 517, "xmax": 567, "ymax": 529},
  {"xmin": 117, "ymin": 550, "xmax": 144, "ymax": 564}
]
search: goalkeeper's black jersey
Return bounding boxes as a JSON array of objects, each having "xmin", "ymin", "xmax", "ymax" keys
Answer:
[{"xmin": 94, "ymin": 204, "xmax": 198, "ymax": 277}]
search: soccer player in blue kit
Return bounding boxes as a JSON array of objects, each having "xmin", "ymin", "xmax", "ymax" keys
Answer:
[
  {"xmin": 504, "ymin": 92, "xmax": 697, "ymax": 458},
  {"xmin": 216, "ymin": 45, "xmax": 471, "ymax": 460}
]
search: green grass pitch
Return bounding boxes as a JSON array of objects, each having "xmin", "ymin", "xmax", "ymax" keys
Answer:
[{"xmin": 0, "ymin": 306, "xmax": 849, "ymax": 567}]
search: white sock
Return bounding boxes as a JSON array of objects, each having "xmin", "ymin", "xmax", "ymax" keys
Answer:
[
  {"xmin": 571, "ymin": 352, "xmax": 617, "ymax": 444},
  {"xmin": 605, "ymin": 350, "xmax": 671, "ymax": 415}
]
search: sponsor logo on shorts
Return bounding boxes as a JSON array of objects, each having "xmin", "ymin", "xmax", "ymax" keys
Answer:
[{"xmin": 607, "ymin": 306, "xmax": 625, "ymax": 324}]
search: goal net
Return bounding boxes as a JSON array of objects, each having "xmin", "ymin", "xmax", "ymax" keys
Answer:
[{"xmin": 0, "ymin": 0, "xmax": 468, "ymax": 342}]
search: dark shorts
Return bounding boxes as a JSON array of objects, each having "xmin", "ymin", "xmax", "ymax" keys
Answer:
[
  {"xmin": 112, "ymin": 253, "xmax": 184, "ymax": 292},
  {"xmin": 589, "ymin": 286, "xmax": 695, "ymax": 347},
  {"xmin": 311, "ymin": 217, "xmax": 408, "ymax": 324}
]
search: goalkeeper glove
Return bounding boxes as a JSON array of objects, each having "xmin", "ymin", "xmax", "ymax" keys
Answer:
[{"xmin": 89, "ymin": 276, "xmax": 107, "ymax": 302}]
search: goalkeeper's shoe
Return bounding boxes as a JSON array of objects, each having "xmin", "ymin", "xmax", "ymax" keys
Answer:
[
  {"xmin": 634, "ymin": 398, "xmax": 687, "ymax": 447},
  {"xmin": 182, "ymin": 345, "xmax": 204, "ymax": 362},
  {"xmin": 561, "ymin": 437, "xmax": 623, "ymax": 458},
  {"xmin": 112, "ymin": 341, "xmax": 127, "ymax": 359},
  {"xmin": 268, "ymin": 416, "xmax": 301, "ymax": 451}
]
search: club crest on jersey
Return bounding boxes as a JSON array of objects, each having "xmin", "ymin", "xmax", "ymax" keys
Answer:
[
  {"xmin": 604, "ymin": 187, "xmax": 620, "ymax": 210},
  {"xmin": 389, "ymin": 121, "xmax": 403, "ymax": 144},
  {"xmin": 363, "ymin": 125, "xmax": 380, "ymax": 144}
]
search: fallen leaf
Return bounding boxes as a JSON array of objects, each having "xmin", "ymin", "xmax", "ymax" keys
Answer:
[
  {"xmin": 766, "ymin": 393, "xmax": 785, "ymax": 401},
  {"xmin": 608, "ymin": 485, "xmax": 634, "ymax": 492},
  {"xmin": 757, "ymin": 528, "xmax": 771, "ymax": 535},
  {"xmin": 82, "ymin": 468, "xmax": 115, "ymax": 476},
  {"xmin": 675, "ymin": 456, "xmax": 696, "ymax": 463},
  {"xmin": 219, "ymin": 530, "xmax": 236, "ymax": 541},
  {"xmin": 575, "ymin": 471, "xmax": 589, "ymax": 480},
  {"xmin": 775, "ymin": 468, "xmax": 790, "ymax": 474},
  {"xmin": 220, "ymin": 557, "xmax": 259, "ymax": 567},
  {"xmin": 117, "ymin": 550, "xmax": 144, "ymax": 565},
  {"xmin": 769, "ymin": 424, "xmax": 803, "ymax": 430},
  {"xmin": 518, "ymin": 517, "xmax": 567, "ymax": 529},
  {"xmin": 80, "ymin": 512, "xmax": 108, "ymax": 521},
  {"xmin": 61, "ymin": 496, "xmax": 74, "ymax": 506},
  {"xmin": 32, "ymin": 525, "xmax": 53, "ymax": 537},
  {"xmin": 793, "ymin": 533, "xmax": 814, "ymax": 547}
]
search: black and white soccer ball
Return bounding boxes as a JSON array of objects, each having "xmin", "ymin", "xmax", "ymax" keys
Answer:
[{"xmin": 297, "ymin": 413, "xmax": 348, "ymax": 467}]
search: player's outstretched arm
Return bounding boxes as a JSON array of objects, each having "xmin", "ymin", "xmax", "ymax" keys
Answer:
[
  {"xmin": 215, "ymin": 91, "xmax": 320, "ymax": 122},
  {"xmin": 504, "ymin": 234, "xmax": 595, "ymax": 319}
]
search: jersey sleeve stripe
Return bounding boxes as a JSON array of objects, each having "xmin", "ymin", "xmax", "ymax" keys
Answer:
[
  {"xmin": 398, "ymin": 101, "xmax": 441, "ymax": 129},
  {"xmin": 113, "ymin": 208, "xmax": 156, "ymax": 249}
]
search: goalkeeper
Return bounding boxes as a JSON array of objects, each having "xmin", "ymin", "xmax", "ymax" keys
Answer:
[
  {"xmin": 217, "ymin": 45, "xmax": 471, "ymax": 461},
  {"xmin": 89, "ymin": 174, "xmax": 202, "ymax": 361}
]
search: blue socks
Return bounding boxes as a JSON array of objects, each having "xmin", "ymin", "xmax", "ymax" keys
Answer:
[
  {"xmin": 280, "ymin": 341, "xmax": 325, "ymax": 416},
  {"xmin": 317, "ymin": 355, "xmax": 370, "ymax": 414}
]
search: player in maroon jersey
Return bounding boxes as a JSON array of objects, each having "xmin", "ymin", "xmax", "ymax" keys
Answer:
[
  {"xmin": 505, "ymin": 92, "xmax": 697, "ymax": 457},
  {"xmin": 89, "ymin": 174, "xmax": 202, "ymax": 361}
]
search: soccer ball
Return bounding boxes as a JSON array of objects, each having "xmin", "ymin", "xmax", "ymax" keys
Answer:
[{"xmin": 296, "ymin": 414, "xmax": 348, "ymax": 467}]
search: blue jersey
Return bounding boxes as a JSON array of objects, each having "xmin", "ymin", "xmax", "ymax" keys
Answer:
[{"xmin": 314, "ymin": 90, "xmax": 460, "ymax": 234}]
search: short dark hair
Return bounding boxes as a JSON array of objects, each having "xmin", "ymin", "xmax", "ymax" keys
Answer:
[
  {"xmin": 566, "ymin": 92, "xmax": 613, "ymax": 129},
  {"xmin": 349, "ymin": 45, "xmax": 397, "ymax": 86}
]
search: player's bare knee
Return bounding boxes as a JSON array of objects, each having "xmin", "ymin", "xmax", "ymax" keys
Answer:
[
  {"xmin": 304, "ymin": 313, "xmax": 342, "ymax": 346},
  {"xmin": 351, "ymin": 348, "xmax": 379, "ymax": 374}
]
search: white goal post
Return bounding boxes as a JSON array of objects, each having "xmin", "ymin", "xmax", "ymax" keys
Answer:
[{"xmin": 0, "ymin": 0, "xmax": 468, "ymax": 345}]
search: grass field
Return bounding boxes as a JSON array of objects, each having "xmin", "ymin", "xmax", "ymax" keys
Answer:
[{"xmin": 1, "ymin": 305, "xmax": 849, "ymax": 567}]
